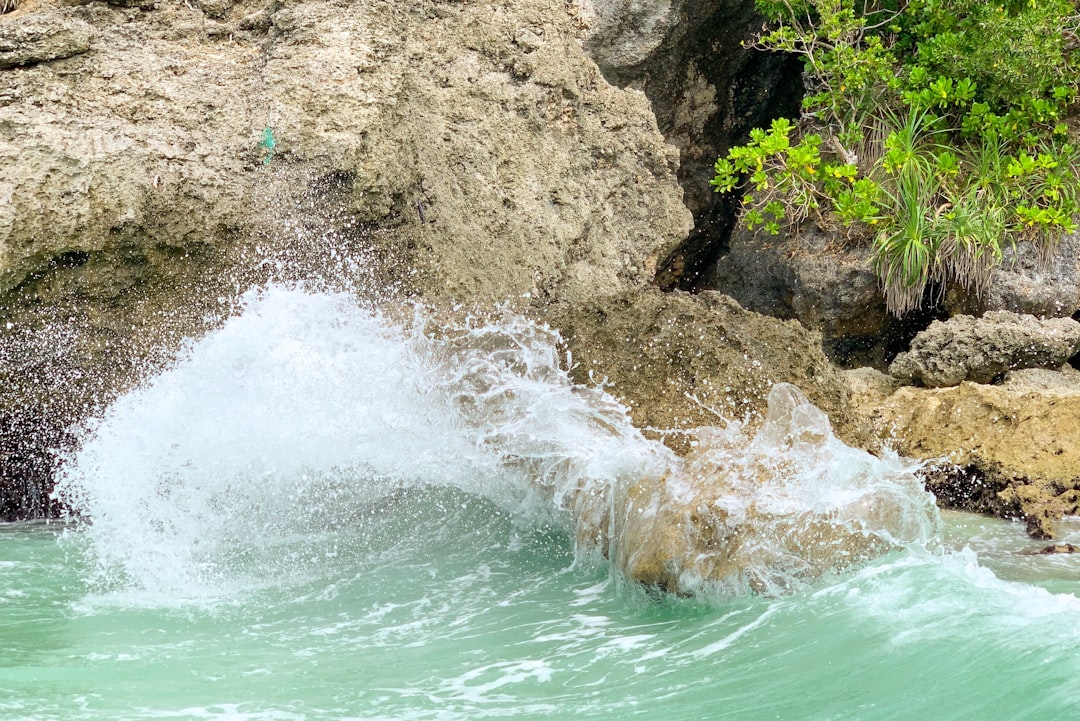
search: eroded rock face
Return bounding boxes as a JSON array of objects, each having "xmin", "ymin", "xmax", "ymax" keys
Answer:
[
  {"xmin": 889, "ymin": 311, "xmax": 1080, "ymax": 387},
  {"xmin": 945, "ymin": 234, "xmax": 1080, "ymax": 318},
  {"xmin": 549, "ymin": 288, "xmax": 874, "ymax": 451},
  {"xmin": 849, "ymin": 366, "xmax": 1080, "ymax": 538},
  {"xmin": 0, "ymin": 0, "xmax": 693, "ymax": 518},
  {"xmin": 0, "ymin": 11, "xmax": 92, "ymax": 69},
  {"xmin": 582, "ymin": 0, "xmax": 803, "ymax": 286}
]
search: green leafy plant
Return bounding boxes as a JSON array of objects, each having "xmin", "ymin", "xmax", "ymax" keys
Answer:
[{"xmin": 715, "ymin": 0, "xmax": 1080, "ymax": 315}]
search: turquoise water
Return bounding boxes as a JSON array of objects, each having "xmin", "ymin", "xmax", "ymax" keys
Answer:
[
  {"xmin": 4, "ymin": 508, "xmax": 1080, "ymax": 721},
  {"xmin": 5, "ymin": 285, "xmax": 1080, "ymax": 720}
]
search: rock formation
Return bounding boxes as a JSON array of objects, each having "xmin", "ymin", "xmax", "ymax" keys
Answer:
[
  {"xmin": 2, "ymin": 0, "xmax": 698, "ymax": 517},
  {"xmin": 890, "ymin": 311, "xmax": 1080, "ymax": 387},
  {"xmin": 849, "ymin": 366, "xmax": 1080, "ymax": 539},
  {"xmin": 583, "ymin": 0, "xmax": 804, "ymax": 288},
  {"xmin": 552, "ymin": 287, "xmax": 873, "ymax": 451}
]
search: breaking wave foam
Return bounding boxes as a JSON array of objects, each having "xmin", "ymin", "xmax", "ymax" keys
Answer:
[{"xmin": 54, "ymin": 284, "xmax": 939, "ymax": 600}]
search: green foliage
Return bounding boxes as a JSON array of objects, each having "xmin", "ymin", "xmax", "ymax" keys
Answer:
[{"xmin": 715, "ymin": 0, "xmax": 1080, "ymax": 315}]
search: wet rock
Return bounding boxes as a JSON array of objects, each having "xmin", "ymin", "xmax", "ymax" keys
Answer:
[
  {"xmin": 0, "ymin": 0, "xmax": 692, "ymax": 515},
  {"xmin": 842, "ymin": 367, "xmax": 902, "ymax": 408},
  {"xmin": 1038, "ymin": 543, "xmax": 1079, "ymax": 554},
  {"xmin": 598, "ymin": 384, "xmax": 936, "ymax": 595},
  {"xmin": 849, "ymin": 366, "xmax": 1080, "ymax": 537},
  {"xmin": 0, "ymin": 12, "xmax": 93, "ymax": 70},
  {"xmin": 889, "ymin": 311, "xmax": 1080, "ymax": 387},
  {"xmin": 549, "ymin": 288, "xmax": 874, "ymax": 452}
]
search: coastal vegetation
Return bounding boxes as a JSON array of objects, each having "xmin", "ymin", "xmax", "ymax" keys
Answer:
[{"xmin": 712, "ymin": 0, "xmax": 1080, "ymax": 315}]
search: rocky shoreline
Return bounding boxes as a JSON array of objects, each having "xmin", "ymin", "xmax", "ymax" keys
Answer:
[{"xmin": 3, "ymin": 0, "xmax": 1079, "ymax": 582}]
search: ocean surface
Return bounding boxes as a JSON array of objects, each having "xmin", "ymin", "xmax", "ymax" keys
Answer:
[{"xmin": 4, "ymin": 285, "xmax": 1079, "ymax": 720}]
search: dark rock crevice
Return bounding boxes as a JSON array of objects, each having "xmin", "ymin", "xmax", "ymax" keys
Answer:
[{"xmin": 584, "ymin": 0, "xmax": 803, "ymax": 291}]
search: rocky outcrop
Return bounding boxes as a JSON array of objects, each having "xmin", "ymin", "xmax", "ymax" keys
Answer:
[
  {"xmin": 890, "ymin": 311, "xmax": 1080, "ymax": 387},
  {"xmin": 582, "ymin": 0, "xmax": 803, "ymax": 287},
  {"xmin": 944, "ymin": 234, "xmax": 1080, "ymax": 318},
  {"xmin": 0, "ymin": 11, "xmax": 92, "ymax": 69},
  {"xmin": 551, "ymin": 288, "xmax": 874, "ymax": 451},
  {"xmin": 0, "ymin": 0, "xmax": 694, "ymax": 518},
  {"xmin": 850, "ymin": 366, "xmax": 1080, "ymax": 538},
  {"xmin": 704, "ymin": 225, "xmax": 945, "ymax": 367}
]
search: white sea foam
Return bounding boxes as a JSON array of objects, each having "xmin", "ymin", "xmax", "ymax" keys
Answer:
[{"xmin": 54, "ymin": 283, "xmax": 941, "ymax": 600}]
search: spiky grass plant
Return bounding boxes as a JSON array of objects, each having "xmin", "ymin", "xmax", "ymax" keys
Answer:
[{"xmin": 714, "ymin": 0, "xmax": 1080, "ymax": 316}]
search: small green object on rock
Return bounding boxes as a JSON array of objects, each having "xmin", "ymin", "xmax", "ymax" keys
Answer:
[{"xmin": 259, "ymin": 127, "xmax": 276, "ymax": 165}]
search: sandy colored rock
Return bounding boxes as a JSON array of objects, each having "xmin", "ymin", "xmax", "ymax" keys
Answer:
[
  {"xmin": 594, "ymin": 384, "xmax": 936, "ymax": 595},
  {"xmin": 852, "ymin": 367, "xmax": 1080, "ymax": 538},
  {"xmin": 0, "ymin": 11, "xmax": 92, "ymax": 69},
  {"xmin": 890, "ymin": 311, "xmax": 1080, "ymax": 387},
  {"xmin": 0, "ymin": 0, "xmax": 693, "ymax": 518},
  {"xmin": 549, "ymin": 288, "xmax": 874, "ymax": 451}
]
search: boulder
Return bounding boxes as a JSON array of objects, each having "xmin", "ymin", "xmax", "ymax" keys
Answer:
[
  {"xmin": 945, "ymin": 234, "xmax": 1080, "ymax": 318},
  {"xmin": 849, "ymin": 365, "xmax": 1080, "ymax": 538},
  {"xmin": 889, "ymin": 311, "xmax": 1080, "ymax": 387},
  {"xmin": 704, "ymin": 224, "xmax": 930, "ymax": 368},
  {"xmin": 599, "ymin": 383, "xmax": 937, "ymax": 595},
  {"xmin": 549, "ymin": 288, "xmax": 875, "ymax": 451}
]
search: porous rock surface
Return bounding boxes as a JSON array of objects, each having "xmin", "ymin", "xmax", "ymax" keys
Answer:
[
  {"xmin": 0, "ymin": 0, "xmax": 692, "ymax": 517},
  {"xmin": 552, "ymin": 288, "xmax": 874, "ymax": 451},
  {"xmin": 944, "ymin": 233, "xmax": 1080, "ymax": 318},
  {"xmin": 0, "ymin": 11, "xmax": 92, "ymax": 68},
  {"xmin": 705, "ymin": 225, "xmax": 897, "ymax": 367},
  {"xmin": 889, "ymin": 311, "xmax": 1080, "ymax": 387},
  {"xmin": 849, "ymin": 366, "xmax": 1080, "ymax": 539}
]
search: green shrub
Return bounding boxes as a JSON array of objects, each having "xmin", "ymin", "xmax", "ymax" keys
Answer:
[{"xmin": 714, "ymin": 0, "xmax": 1080, "ymax": 315}]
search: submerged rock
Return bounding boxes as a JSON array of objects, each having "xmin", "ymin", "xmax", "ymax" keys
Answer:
[
  {"xmin": 889, "ymin": 311, "xmax": 1080, "ymax": 387},
  {"xmin": 1038, "ymin": 543, "xmax": 1079, "ymax": 554}
]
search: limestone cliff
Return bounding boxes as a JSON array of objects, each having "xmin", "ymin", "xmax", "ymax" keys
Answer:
[{"xmin": 1, "ymin": 0, "xmax": 696, "ymax": 517}]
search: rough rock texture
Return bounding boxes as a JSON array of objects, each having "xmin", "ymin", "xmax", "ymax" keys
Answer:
[
  {"xmin": 890, "ymin": 311, "xmax": 1080, "ymax": 387},
  {"xmin": 0, "ymin": 0, "xmax": 690, "ymax": 305},
  {"xmin": 704, "ymin": 225, "xmax": 946, "ymax": 367},
  {"xmin": 0, "ymin": 11, "xmax": 92, "ymax": 69},
  {"xmin": 705, "ymin": 225, "xmax": 1080, "ymax": 369},
  {"xmin": 0, "ymin": 0, "xmax": 693, "ymax": 518},
  {"xmin": 550, "ymin": 288, "xmax": 874, "ymax": 451},
  {"xmin": 945, "ymin": 234, "xmax": 1080, "ymax": 318},
  {"xmin": 849, "ymin": 366, "xmax": 1080, "ymax": 538},
  {"xmin": 581, "ymin": 0, "xmax": 803, "ymax": 287},
  {"xmin": 600, "ymin": 384, "xmax": 933, "ymax": 595}
]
